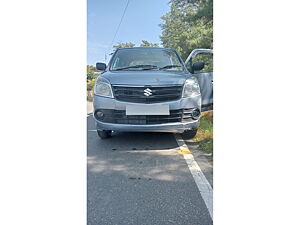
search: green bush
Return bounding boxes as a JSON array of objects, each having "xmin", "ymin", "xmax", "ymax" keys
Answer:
[{"xmin": 87, "ymin": 78, "xmax": 96, "ymax": 91}]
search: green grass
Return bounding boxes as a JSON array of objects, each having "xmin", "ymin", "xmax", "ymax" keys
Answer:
[{"xmin": 193, "ymin": 111, "xmax": 213, "ymax": 159}]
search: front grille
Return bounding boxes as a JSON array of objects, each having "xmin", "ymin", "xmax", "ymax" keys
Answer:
[
  {"xmin": 112, "ymin": 85, "xmax": 183, "ymax": 103},
  {"xmin": 94, "ymin": 109, "xmax": 196, "ymax": 125}
]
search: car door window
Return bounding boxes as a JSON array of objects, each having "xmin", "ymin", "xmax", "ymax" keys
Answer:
[{"xmin": 193, "ymin": 53, "xmax": 213, "ymax": 73}]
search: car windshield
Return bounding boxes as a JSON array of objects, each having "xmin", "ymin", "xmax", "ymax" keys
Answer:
[{"xmin": 110, "ymin": 48, "xmax": 183, "ymax": 71}]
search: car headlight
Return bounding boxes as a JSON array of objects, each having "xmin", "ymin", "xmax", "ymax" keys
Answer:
[
  {"xmin": 94, "ymin": 77, "xmax": 114, "ymax": 98},
  {"xmin": 182, "ymin": 77, "xmax": 200, "ymax": 98}
]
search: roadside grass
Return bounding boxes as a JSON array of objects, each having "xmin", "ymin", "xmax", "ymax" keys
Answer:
[{"xmin": 193, "ymin": 110, "xmax": 213, "ymax": 160}]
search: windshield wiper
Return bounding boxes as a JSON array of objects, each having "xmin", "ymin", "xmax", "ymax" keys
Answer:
[
  {"xmin": 159, "ymin": 65, "xmax": 182, "ymax": 70},
  {"xmin": 114, "ymin": 65, "xmax": 158, "ymax": 71}
]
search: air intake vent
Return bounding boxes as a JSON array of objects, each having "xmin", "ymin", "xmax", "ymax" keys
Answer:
[{"xmin": 112, "ymin": 85, "xmax": 183, "ymax": 103}]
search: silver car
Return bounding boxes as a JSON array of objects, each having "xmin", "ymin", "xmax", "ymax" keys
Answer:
[{"xmin": 93, "ymin": 47, "xmax": 213, "ymax": 139}]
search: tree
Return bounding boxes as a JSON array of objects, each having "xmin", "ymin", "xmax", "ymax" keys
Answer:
[
  {"xmin": 113, "ymin": 42, "xmax": 135, "ymax": 49},
  {"xmin": 87, "ymin": 65, "xmax": 98, "ymax": 80},
  {"xmin": 113, "ymin": 40, "xmax": 160, "ymax": 49},
  {"xmin": 87, "ymin": 65, "xmax": 96, "ymax": 72},
  {"xmin": 160, "ymin": 1, "xmax": 213, "ymax": 60},
  {"xmin": 171, "ymin": 0, "xmax": 213, "ymax": 21},
  {"xmin": 140, "ymin": 40, "xmax": 159, "ymax": 47}
]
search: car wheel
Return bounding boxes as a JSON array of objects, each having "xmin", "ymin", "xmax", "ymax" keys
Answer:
[
  {"xmin": 97, "ymin": 130, "xmax": 112, "ymax": 139},
  {"xmin": 182, "ymin": 128, "xmax": 198, "ymax": 140}
]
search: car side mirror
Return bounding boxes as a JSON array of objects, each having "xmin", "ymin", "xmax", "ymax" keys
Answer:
[
  {"xmin": 192, "ymin": 61, "xmax": 205, "ymax": 73},
  {"xmin": 96, "ymin": 62, "xmax": 106, "ymax": 71}
]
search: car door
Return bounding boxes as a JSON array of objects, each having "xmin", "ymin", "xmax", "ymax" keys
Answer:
[{"xmin": 185, "ymin": 49, "xmax": 213, "ymax": 112}]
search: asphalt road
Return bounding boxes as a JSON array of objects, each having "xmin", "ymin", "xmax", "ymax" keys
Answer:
[{"xmin": 87, "ymin": 113, "xmax": 213, "ymax": 225}]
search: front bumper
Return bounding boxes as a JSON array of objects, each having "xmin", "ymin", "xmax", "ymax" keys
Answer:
[
  {"xmin": 95, "ymin": 120, "xmax": 199, "ymax": 133},
  {"xmin": 93, "ymin": 94, "xmax": 201, "ymax": 133}
]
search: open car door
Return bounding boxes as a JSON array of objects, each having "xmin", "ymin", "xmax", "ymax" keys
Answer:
[{"xmin": 185, "ymin": 49, "xmax": 213, "ymax": 112}]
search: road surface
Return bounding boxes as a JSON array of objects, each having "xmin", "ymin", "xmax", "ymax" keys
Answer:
[{"xmin": 87, "ymin": 112, "xmax": 213, "ymax": 225}]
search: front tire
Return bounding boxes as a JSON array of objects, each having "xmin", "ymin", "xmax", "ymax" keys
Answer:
[
  {"xmin": 182, "ymin": 128, "xmax": 197, "ymax": 140},
  {"xmin": 97, "ymin": 130, "xmax": 112, "ymax": 139}
]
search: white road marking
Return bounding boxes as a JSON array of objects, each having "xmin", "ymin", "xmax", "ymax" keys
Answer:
[
  {"xmin": 124, "ymin": 149, "xmax": 177, "ymax": 153},
  {"xmin": 174, "ymin": 134, "xmax": 213, "ymax": 220},
  {"xmin": 88, "ymin": 130, "xmax": 97, "ymax": 132}
]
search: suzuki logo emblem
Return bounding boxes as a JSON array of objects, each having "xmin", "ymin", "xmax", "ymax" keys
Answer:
[{"xmin": 144, "ymin": 88, "xmax": 152, "ymax": 96}]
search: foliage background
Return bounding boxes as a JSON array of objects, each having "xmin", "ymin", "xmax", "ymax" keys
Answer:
[{"xmin": 160, "ymin": 0, "xmax": 213, "ymax": 60}]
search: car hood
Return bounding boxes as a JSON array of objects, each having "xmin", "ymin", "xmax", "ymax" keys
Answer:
[{"xmin": 101, "ymin": 70, "xmax": 189, "ymax": 86}]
